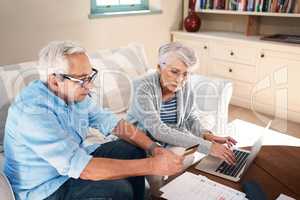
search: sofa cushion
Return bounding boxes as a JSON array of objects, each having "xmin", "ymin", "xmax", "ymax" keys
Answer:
[
  {"xmin": 90, "ymin": 43, "xmax": 149, "ymax": 113},
  {"xmin": 90, "ymin": 43, "xmax": 149, "ymax": 75},
  {"xmin": 0, "ymin": 62, "xmax": 41, "ymax": 146}
]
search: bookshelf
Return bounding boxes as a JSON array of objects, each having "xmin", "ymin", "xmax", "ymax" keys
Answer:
[
  {"xmin": 183, "ymin": 0, "xmax": 300, "ymax": 36},
  {"xmin": 197, "ymin": 9, "xmax": 300, "ymax": 17}
]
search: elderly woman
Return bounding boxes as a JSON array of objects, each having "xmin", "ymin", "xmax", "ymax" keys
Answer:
[{"xmin": 127, "ymin": 42, "xmax": 236, "ymax": 165}]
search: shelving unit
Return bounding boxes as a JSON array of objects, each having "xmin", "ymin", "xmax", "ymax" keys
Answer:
[
  {"xmin": 182, "ymin": 0, "xmax": 300, "ymax": 36},
  {"xmin": 197, "ymin": 9, "xmax": 300, "ymax": 18}
]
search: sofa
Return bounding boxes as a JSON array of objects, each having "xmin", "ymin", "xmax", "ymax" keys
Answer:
[{"xmin": 0, "ymin": 43, "xmax": 232, "ymax": 199}]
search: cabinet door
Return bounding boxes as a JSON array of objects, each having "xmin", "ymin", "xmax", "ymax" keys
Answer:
[
  {"xmin": 172, "ymin": 37, "xmax": 210, "ymax": 75},
  {"xmin": 254, "ymin": 52, "xmax": 300, "ymax": 120}
]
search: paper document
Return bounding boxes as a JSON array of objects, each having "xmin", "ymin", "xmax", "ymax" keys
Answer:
[
  {"xmin": 160, "ymin": 172, "xmax": 247, "ymax": 200},
  {"xmin": 276, "ymin": 194, "xmax": 296, "ymax": 200}
]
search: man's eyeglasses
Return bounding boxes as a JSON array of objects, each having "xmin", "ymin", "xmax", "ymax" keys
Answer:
[{"xmin": 58, "ymin": 68, "xmax": 98, "ymax": 87}]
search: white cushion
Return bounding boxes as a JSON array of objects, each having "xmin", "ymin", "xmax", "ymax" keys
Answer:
[
  {"xmin": 0, "ymin": 61, "xmax": 41, "ymax": 146},
  {"xmin": 90, "ymin": 43, "xmax": 149, "ymax": 113}
]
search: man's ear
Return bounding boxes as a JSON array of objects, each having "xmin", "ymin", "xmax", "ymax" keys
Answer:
[
  {"xmin": 157, "ymin": 64, "xmax": 161, "ymax": 73},
  {"xmin": 48, "ymin": 74, "xmax": 60, "ymax": 90}
]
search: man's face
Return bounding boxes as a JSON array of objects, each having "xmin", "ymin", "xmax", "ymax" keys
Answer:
[{"xmin": 55, "ymin": 53, "xmax": 94, "ymax": 103}]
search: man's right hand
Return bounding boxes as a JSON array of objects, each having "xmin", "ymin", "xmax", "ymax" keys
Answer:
[
  {"xmin": 209, "ymin": 143, "xmax": 236, "ymax": 165},
  {"xmin": 150, "ymin": 148, "xmax": 184, "ymax": 176}
]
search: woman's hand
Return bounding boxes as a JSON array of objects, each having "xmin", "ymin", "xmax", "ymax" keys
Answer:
[
  {"xmin": 211, "ymin": 136, "xmax": 237, "ymax": 148},
  {"xmin": 204, "ymin": 132, "xmax": 237, "ymax": 148},
  {"xmin": 209, "ymin": 143, "xmax": 236, "ymax": 165}
]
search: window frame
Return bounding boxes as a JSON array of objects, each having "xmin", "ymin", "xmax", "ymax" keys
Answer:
[{"xmin": 91, "ymin": 0, "xmax": 149, "ymax": 14}]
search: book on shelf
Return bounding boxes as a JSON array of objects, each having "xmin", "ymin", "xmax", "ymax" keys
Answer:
[
  {"xmin": 197, "ymin": 0, "xmax": 299, "ymax": 13},
  {"xmin": 267, "ymin": 0, "xmax": 272, "ymax": 12},
  {"xmin": 213, "ymin": 0, "xmax": 226, "ymax": 9},
  {"xmin": 247, "ymin": 0, "xmax": 256, "ymax": 11},
  {"xmin": 229, "ymin": 0, "xmax": 238, "ymax": 10},
  {"xmin": 200, "ymin": 0, "xmax": 207, "ymax": 9},
  {"xmin": 237, "ymin": 0, "xmax": 248, "ymax": 10},
  {"xmin": 225, "ymin": 0, "xmax": 230, "ymax": 9},
  {"xmin": 294, "ymin": 0, "xmax": 300, "ymax": 12}
]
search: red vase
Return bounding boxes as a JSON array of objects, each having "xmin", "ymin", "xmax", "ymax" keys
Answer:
[{"xmin": 184, "ymin": 0, "xmax": 201, "ymax": 32}]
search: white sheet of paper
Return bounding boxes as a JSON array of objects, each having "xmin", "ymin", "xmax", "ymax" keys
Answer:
[
  {"xmin": 160, "ymin": 172, "xmax": 247, "ymax": 200},
  {"xmin": 276, "ymin": 194, "xmax": 296, "ymax": 200}
]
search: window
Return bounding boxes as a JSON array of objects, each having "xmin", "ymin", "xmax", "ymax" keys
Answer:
[{"xmin": 91, "ymin": 0, "xmax": 149, "ymax": 14}]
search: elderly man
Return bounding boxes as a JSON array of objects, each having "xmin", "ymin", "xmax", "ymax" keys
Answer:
[{"xmin": 3, "ymin": 41, "xmax": 183, "ymax": 200}]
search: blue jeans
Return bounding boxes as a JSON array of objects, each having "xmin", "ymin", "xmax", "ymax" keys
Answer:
[{"xmin": 45, "ymin": 140, "xmax": 147, "ymax": 200}]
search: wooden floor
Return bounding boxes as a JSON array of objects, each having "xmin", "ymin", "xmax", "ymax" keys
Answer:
[{"xmin": 229, "ymin": 104, "xmax": 300, "ymax": 139}]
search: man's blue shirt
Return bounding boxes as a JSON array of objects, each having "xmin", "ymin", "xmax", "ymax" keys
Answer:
[{"xmin": 4, "ymin": 80, "xmax": 119, "ymax": 200}]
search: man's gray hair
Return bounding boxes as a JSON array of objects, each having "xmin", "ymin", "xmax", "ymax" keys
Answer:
[
  {"xmin": 158, "ymin": 42, "xmax": 197, "ymax": 68},
  {"xmin": 38, "ymin": 41, "xmax": 87, "ymax": 81}
]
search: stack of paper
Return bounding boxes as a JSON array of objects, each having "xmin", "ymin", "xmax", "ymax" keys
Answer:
[
  {"xmin": 160, "ymin": 172, "xmax": 247, "ymax": 200},
  {"xmin": 276, "ymin": 194, "xmax": 296, "ymax": 200}
]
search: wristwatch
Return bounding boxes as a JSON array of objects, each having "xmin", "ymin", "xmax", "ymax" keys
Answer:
[{"xmin": 147, "ymin": 142, "xmax": 161, "ymax": 156}]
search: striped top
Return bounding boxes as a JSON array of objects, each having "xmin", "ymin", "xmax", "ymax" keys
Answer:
[{"xmin": 160, "ymin": 96, "xmax": 177, "ymax": 124}]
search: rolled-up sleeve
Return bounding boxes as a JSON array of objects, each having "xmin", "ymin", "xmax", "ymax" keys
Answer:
[{"xmin": 18, "ymin": 106, "xmax": 92, "ymax": 179}]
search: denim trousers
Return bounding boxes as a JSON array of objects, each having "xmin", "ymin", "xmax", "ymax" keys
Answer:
[{"xmin": 44, "ymin": 139, "xmax": 147, "ymax": 200}]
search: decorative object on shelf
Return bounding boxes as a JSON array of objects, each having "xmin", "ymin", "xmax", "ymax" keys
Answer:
[{"xmin": 184, "ymin": 0, "xmax": 201, "ymax": 32}]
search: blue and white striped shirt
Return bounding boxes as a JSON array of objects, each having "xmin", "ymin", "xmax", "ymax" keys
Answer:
[{"xmin": 160, "ymin": 96, "xmax": 177, "ymax": 124}]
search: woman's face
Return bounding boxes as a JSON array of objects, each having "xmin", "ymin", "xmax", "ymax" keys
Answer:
[{"xmin": 158, "ymin": 58, "xmax": 189, "ymax": 93}]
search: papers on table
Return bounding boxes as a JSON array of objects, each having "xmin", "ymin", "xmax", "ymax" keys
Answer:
[
  {"xmin": 276, "ymin": 194, "xmax": 296, "ymax": 200},
  {"xmin": 160, "ymin": 172, "xmax": 248, "ymax": 200}
]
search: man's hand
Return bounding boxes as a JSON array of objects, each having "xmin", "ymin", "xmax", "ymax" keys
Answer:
[
  {"xmin": 151, "ymin": 146, "xmax": 166, "ymax": 156},
  {"xmin": 209, "ymin": 143, "xmax": 236, "ymax": 165},
  {"xmin": 150, "ymin": 148, "xmax": 184, "ymax": 176}
]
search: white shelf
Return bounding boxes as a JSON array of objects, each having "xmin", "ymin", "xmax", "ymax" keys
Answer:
[{"xmin": 197, "ymin": 9, "xmax": 300, "ymax": 18}]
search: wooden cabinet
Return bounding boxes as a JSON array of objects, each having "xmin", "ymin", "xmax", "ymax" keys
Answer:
[
  {"xmin": 254, "ymin": 50, "xmax": 300, "ymax": 121},
  {"xmin": 172, "ymin": 36, "xmax": 210, "ymax": 75},
  {"xmin": 172, "ymin": 31, "xmax": 300, "ymax": 123}
]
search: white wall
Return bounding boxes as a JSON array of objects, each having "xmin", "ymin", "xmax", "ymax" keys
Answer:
[{"xmin": 0, "ymin": 0, "xmax": 183, "ymax": 66}]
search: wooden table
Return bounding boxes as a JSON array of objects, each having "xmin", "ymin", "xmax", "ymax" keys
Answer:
[{"xmin": 154, "ymin": 145, "xmax": 300, "ymax": 200}]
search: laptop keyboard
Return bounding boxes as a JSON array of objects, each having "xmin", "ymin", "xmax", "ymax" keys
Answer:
[{"xmin": 215, "ymin": 149, "xmax": 250, "ymax": 177}]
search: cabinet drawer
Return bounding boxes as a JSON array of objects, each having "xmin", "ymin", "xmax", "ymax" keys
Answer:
[
  {"xmin": 210, "ymin": 41, "xmax": 257, "ymax": 65},
  {"xmin": 173, "ymin": 38, "xmax": 209, "ymax": 52},
  {"xmin": 209, "ymin": 60, "xmax": 256, "ymax": 83}
]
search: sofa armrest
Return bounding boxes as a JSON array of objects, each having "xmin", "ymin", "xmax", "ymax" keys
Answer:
[{"xmin": 191, "ymin": 74, "xmax": 233, "ymax": 135}]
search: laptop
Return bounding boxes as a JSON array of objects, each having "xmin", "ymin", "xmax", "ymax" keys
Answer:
[{"xmin": 195, "ymin": 121, "xmax": 272, "ymax": 182}]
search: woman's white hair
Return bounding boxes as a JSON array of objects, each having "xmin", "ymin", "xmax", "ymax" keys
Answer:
[
  {"xmin": 38, "ymin": 41, "xmax": 87, "ymax": 81},
  {"xmin": 158, "ymin": 42, "xmax": 197, "ymax": 68}
]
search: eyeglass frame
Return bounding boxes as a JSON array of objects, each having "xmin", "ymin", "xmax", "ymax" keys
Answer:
[
  {"xmin": 56, "ymin": 68, "xmax": 98, "ymax": 87},
  {"xmin": 166, "ymin": 66, "xmax": 190, "ymax": 81}
]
